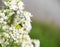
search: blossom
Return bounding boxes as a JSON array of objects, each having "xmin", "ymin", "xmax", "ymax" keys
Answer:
[
  {"xmin": 22, "ymin": 42, "xmax": 33, "ymax": 47},
  {"xmin": 18, "ymin": 1, "xmax": 24, "ymax": 11},
  {"xmin": 32, "ymin": 39, "xmax": 40, "ymax": 47},
  {"xmin": 0, "ymin": 0, "xmax": 40, "ymax": 47}
]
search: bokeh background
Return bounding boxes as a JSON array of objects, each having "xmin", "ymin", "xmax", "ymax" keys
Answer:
[{"xmin": 0, "ymin": 0, "xmax": 60, "ymax": 47}]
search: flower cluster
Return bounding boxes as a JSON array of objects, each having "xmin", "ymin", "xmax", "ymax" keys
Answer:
[{"xmin": 0, "ymin": 0, "xmax": 40, "ymax": 47}]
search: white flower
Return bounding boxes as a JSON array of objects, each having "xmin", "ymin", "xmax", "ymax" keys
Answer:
[
  {"xmin": 22, "ymin": 42, "xmax": 33, "ymax": 47},
  {"xmin": 0, "ymin": 13, "xmax": 5, "ymax": 16},
  {"xmin": 17, "ymin": 10, "xmax": 20, "ymax": 15},
  {"xmin": 0, "ymin": 13, "xmax": 8, "ymax": 19},
  {"xmin": 4, "ymin": 16, "xmax": 8, "ymax": 19},
  {"xmin": 2, "ymin": 25, "xmax": 9, "ymax": 30},
  {"xmin": 9, "ymin": 27, "xmax": 13, "ymax": 31},
  {"xmin": 32, "ymin": 40, "xmax": 40, "ymax": 47},
  {"xmin": 25, "ymin": 21, "xmax": 32, "ymax": 32},
  {"xmin": 9, "ymin": 4, "xmax": 18, "ymax": 10},
  {"xmin": 22, "ymin": 34, "xmax": 32, "ymax": 43},
  {"xmin": 3, "ymin": 10, "xmax": 6, "ymax": 13},
  {"xmin": 23, "ymin": 11, "xmax": 32, "ymax": 22},
  {"xmin": 3, "ymin": 32, "xmax": 10, "ymax": 38},
  {"xmin": 0, "ymin": 18, "xmax": 4, "ymax": 21},
  {"xmin": 18, "ymin": 1, "xmax": 24, "ymax": 10},
  {"xmin": 23, "ymin": 11, "xmax": 32, "ymax": 17},
  {"xmin": 10, "ymin": 0, "xmax": 17, "ymax": 5},
  {"xmin": 0, "ymin": 18, "xmax": 4, "ymax": 23},
  {"xmin": 3, "ymin": 21, "xmax": 7, "ymax": 24},
  {"xmin": 0, "ymin": 0, "xmax": 40, "ymax": 47},
  {"xmin": 3, "ymin": 1, "xmax": 9, "ymax": 6},
  {"xmin": 8, "ymin": 0, "xmax": 18, "ymax": 10}
]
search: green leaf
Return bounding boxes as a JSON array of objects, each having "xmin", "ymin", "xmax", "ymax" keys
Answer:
[
  {"xmin": 7, "ymin": 14, "xmax": 15, "ymax": 26},
  {"xmin": 0, "ymin": 28, "xmax": 6, "ymax": 33},
  {"xmin": 3, "ymin": 6, "xmax": 9, "ymax": 9},
  {"xmin": 0, "ymin": 44, "xmax": 2, "ymax": 47}
]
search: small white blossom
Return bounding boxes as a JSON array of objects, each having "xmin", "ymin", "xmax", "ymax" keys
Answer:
[
  {"xmin": 18, "ymin": 1, "xmax": 24, "ymax": 10},
  {"xmin": 32, "ymin": 40, "xmax": 40, "ymax": 47},
  {"xmin": 10, "ymin": 5, "xmax": 18, "ymax": 10},
  {"xmin": 22, "ymin": 42, "xmax": 33, "ymax": 47},
  {"xmin": 3, "ymin": 1, "xmax": 9, "ymax": 6},
  {"xmin": 0, "ymin": 0, "xmax": 40, "ymax": 47}
]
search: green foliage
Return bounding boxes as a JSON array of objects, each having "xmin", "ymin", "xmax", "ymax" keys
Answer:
[
  {"xmin": 0, "ymin": 27, "xmax": 6, "ymax": 33},
  {"xmin": 7, "ymin": 14, "xmax": 15, "ymax": 26},
  {"xmin": 29, "ymin": 20, "xmax": 60, "ymax": 47},
  {"xmin": 0, "ymin": 44, "xmax": 2, "ymax": 47}
]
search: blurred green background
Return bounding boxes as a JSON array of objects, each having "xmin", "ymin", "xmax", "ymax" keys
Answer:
[
  {"xmin": 29, "ymin": 20, "xmax": 60, "ymax": 47},
  {"xmin": 0, "ymin": 0, "xmax": 60, "ymax": 47},
  {"xmin": 21, "ymin": 0, "xmax": 60, "ymax": 47}
]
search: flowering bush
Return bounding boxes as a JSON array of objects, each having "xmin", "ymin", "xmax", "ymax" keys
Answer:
[{"xmin": 0, "ymin": 0, "xmax": 40, "ymax": 47}]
